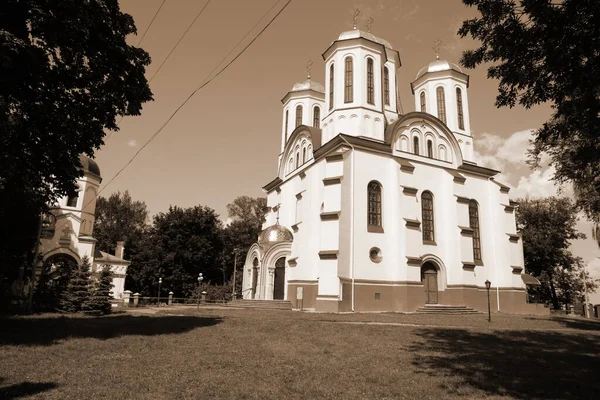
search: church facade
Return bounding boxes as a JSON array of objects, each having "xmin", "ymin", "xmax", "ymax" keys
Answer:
[
  {"xmin": 242, "ymin": 28, "xmax": 544, "ymax": 314},
  {"xmin": 38, "ymin": 156, "xmax": 129, "ymax": 301}
]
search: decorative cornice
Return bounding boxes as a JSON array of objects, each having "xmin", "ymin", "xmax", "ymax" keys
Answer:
[
  {"xmin": 459, "ymin": 225, "xmax": 474, "ymax": 236},
  {"xmin": 299, "ymin": 170, "xmax": 306, "ymax": 179},
  {"xmin": 455, "ymin": 195, "xmax": 470, "ymax": 204},
  {"xmin": 288, "ymin": 257, "xmax": 298, "ymax": 266},
  {"xmin": 445, "ymin": 169, "xmax": 466, "ymax": 184},
  {"xmin": 325, "ymin": 153, "xmax": 344, "ymax": 162},
  {"xmin": 462, "ymin": 262, "xmax": 476, "ymax": 271},
  {"xmin": 396, "ymin": 158, "xmax": 415, "ymax": 173},
  {"xmin": 401, "ymin": 186, "xmax": 418, "ymax": 196},
  {"xmin": 291, "ymin": 222, "xmax": 301, "ymax": 232},
  {"xmin": 458, "ymin": 163, "xmax": 500, "ymax": 178},
  {"xmin": 507, "ymin": 233, "xmax": 520, "ymax": 243},
  {"xmin": 491, "ymin": 179, "xmax": 511, "ymax": 193},
  {"xmin": 320, "ymin": 211, "xmax": 340, "ymax": 221},
  {"xmin": 287, "ymin": 279, "xmax": 318, "ymax": 285},
  {"xmin": 511, "ymin": 265, "xmax": 524, "ymax": 274},
  {"xmin": 502, "ymin": 204, "xmax": 515, "ymax": 213},
  {"xmin": 319, "ymin": 250, "xmax": 339, "ymax": 260},
  {"xmin": 406, "ymin": 256, "xmax": 422, "ymax": 266},
  {"xmin": 404, "ymin": 218, "xmax": 421, "ymax": 229},
  {"xmin": 263, "ymin": 177, "xmax": 282, "ymax": 193},
  {"xmin": 323, "ymin": 176, "xmax": 342, "ymax": 186}
]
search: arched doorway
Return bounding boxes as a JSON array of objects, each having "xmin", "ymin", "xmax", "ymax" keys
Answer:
[
  {"xmin": 273, "ymin": 257, "xmax": 286, "ymax": 300},
  {"xmin": 251, "ymin": 258, "xmax": 259, "ymax": 299},
  {"xmin": 421, "ymin": 262, "xmax": 438, "ymax": 304}
]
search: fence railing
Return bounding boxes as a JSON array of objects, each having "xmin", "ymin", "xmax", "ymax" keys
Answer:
[{"xmin": 121, "ymin": 294, "xmax": 233, "ymax": 308}]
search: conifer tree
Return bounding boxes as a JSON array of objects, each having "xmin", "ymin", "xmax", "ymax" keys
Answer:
[
  {"xmin": 59, "ymin": 256, "xmax": 91, "ymax": 313},
  {"xmin": 84, "ymin": 265, "xmax": 113, "ymax": 316}
]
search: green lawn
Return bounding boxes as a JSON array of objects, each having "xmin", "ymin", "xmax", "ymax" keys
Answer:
[{"xmin": 1, "ymin": 308, "xmax": 599, "ymax": 399}]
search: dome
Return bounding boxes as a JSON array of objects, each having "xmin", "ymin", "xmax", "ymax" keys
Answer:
[
  {"xmin": 79, "ymin": 154, "xmax": 101, "ymax": 178},
  {"xmin": 337, "ymin": 29, "xmax": 393, "ymax": 49},
  {"xmin": 415, "ymin": 59, "xmax": 463, "ymax": 80},
  {"xmin": 291, "ymin": 79, "xmax": 325, "ymax": 93},
  {"xmin": 258, "ymin": 224, "xmax": 293, "ymax": 244}
]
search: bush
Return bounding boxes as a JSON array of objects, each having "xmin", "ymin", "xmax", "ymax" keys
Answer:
[{"xmin": 84, "ymin": 265, "xmax": 113, "ymax": 316}]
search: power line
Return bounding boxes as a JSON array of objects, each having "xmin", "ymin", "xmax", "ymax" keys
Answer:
[
  {"xmin": 90, "ymin": 0, "xmax": 292, "ymax": 206},
  {"xmin": 137, "ymin": 0, "xmax": 168, "ymax": 47}
]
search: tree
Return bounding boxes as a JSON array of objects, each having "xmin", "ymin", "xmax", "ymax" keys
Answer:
[
  {"xmin": 94, "ymin": 191, "xmax": 149, "ymax": 259},
  {"xmin": 33, "ymin": 254, "xmax": 78, "ymax": 312},
  {"xmin": 226, "ymin": 196, "xmax": 268, "ymax": 229},
  {"xmin": 1, "ymin": 0, "xmax": 152, "ymax": 306},
  {"xmin": 84, "ymin": 264, "xmax": 113, "ymax": 316},
  {"xmin": 129, "ymin": 206, "xmax": 224, "ymax": 297},
  {"xmin": 515, "ymin": 197, "xmax": 587, "ymax": 309},
  {"xmin": 458, "ymin": 0, "xmax": 600, "ymax": 221},
  {"xmin": 59, "ymin": 256, "xmax": 92, "ymax": 313}
]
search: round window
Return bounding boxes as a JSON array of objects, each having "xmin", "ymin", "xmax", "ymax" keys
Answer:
[{"xmin": 369, "ymin": 247, "xmax": 382, "ymax": 263}]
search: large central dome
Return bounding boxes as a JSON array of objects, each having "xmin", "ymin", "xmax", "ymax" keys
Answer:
[{"xmin": 337, "ymin": 29, "xmax": 393, "ymax": 49}]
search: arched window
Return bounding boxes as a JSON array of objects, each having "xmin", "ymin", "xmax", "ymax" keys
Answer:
[
  {"xmin": 66, "ymin": 192, "xmax": 78, "ymax": 207},
  {"xmin": 383, "ymin": 67, "xmax": 390, "ymax": 105},
  {"xmin": 289, "ymin": 158, "xmax": 293, "ymax": 172},
  {"xmin": 302, "ymin": 147, "xmax": 307, "ymax": 163},
  {"xmin": 344, "ymin": 57, "xmax": 353, "ymax": 103},
  {"xmin": 367, "ymin": 58, "xmax": 374, "ymax": 105},
  {"xmin": 285, "ymin": 109, "xmax": 289, "ymax": 135},
  {"xmin": 295, "ymin": 105, "xmax": 303, "ymax": 127},
  {"xmin": 420, "ymin": 91, "xmax": 426, "ymax": 112},
  {"xmin": 367, "ymin": 181, "xmax": 382, "ymax": 227},
  {"xmin": 436, "ymin": 87, "xmax": 446, "ymax": 124},
  {"xmin": 456, "ymin": 87, "xmax": 465, "ymax": 130},
  {"xmin": 421, "ymin": 191, "xmax": 434, "ymax": 242},
  {"xmin": 427, "ymin": 140, "xmax": 433, "ymax": 158},
  {"xmin": 469, "ymin": 200, "xmax": 482, "ymax": 262},
  {"xmin": 413, "ymin": 136, "xmax": 420, "ymax": 155},
  {"xmin": 296, "ymin": 152, "xmax": 300, "ymax": 168},
  {"xmin": 329, "ymin": 63, "xmax": 334, "ymax": 110},
  {"xmin": 313, "ymin": 106, "xmax": 320, "ymax": 128}
]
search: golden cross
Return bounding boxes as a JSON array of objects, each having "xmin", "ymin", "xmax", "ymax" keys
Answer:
[
  {"xmin": 367, "ymin": 17, "xmax": 374, "ymax": 33},
  {"xmin": 353, "ymin": 9, "xmax": 361, "ymax": 30},
  {"xmin": 306, "ymin": 59, "xmax": 313, "ymax": 79},
  {"xmin": 432, "ymin": 39, "xmax": 442, "ymax": 60}
]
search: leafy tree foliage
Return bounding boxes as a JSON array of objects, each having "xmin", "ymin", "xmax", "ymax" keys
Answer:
[
  {"xmin": 94, "ymin": 191, "xmax": 149, "ymax": 259},
  {"xmin": 515, "ymin": 197, "xmax": 592, "ymax": 309},
  {"xmin": 0, "ymin": 0, "xmax": 152, "ymax": 305},
  {"xmin": 459, "ymin": 0, "xmax": 600, "ymax": 222},
  {"xmin": 33, "ymin": 254, "xmax": 78, "ymax": 312},
  {"xmin": 84, "ymin": 264, "xmax": 113, "ymax": 316},
  {"xmin": 59, "ymin": 256, "xmax": 92, "ymax": 313}
]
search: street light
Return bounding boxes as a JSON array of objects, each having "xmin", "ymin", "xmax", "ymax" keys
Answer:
[
  {"xmin": 157, "ymin": 277, "xmax": 162, "ymax": 307},
  {"xmin": 485, "ymin": 280, "xmax": 491, "ymax": 322},
  {"xmin": 231, "ymin": 248, "xmax": 239, "ymax": 299},
  {"xmin": 196, "ymin": 273, "xmax": 204, "ymax": 311}
]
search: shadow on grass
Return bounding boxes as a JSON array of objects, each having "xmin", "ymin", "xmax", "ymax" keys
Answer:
[
  {"xmin": 526, "ymin": 316, "xmax": 600, "ymax": 331},
  {"xmin": 0, "ymin": 314, "xmax": 221, "ymax": 346},
  {"xmin": 0, "ymin": 377, "xmax": 57, "ymax": 399},
  {"xmin": 410, "ymin": 328, "xmax": 600, "ymax": 399}
]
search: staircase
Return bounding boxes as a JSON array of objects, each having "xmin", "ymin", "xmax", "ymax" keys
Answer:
[
  {"xmin": 229, "ymin": 299, "xmax": 293, "ymax": 310},
  {"xmin": 415, "ymin": 304, "xmax": 482, "ymax": 315}
]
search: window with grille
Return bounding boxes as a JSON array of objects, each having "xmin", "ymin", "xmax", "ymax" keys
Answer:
[
  {"xmin": 329, "ymin": 64, "xmax": 334, "ymax": 110},
  {"xmin": 413, "ymin": 136, "xmax": 419, "ymax": 155},
  {"xmin": 313, "ymin": 106, "xmax": 320, "ymax": 128},
  {"xmin": 295, "ymin": 105, "xmax": 303, "ymax": 127},
  {"xmin": 436, "ymin": 87, "xmax": 446, "ymax": 123},
  {"xmin": 456, "ymin": 87, "xmax": 465, "ymax": 130},
  {"xmin": 367, "ymin": 58, "xmax": 374, "ymax": 105},
  {"xmin": 420, "ymin": 91, "xmax": 426, "ymax": 112},
  {"xmin": 421, "ymin": 191, "xmax": 435, "ymax": 242},
  {"xmin": 367, "ymin": 181, "xmax": 382, "ymax": 227},
  {"xmin": 344, "ymin": 57, "xmax": 353, "ymax": 103},
  {"xmin": 384, "ymin": 67, "xmax": 390, "ymax": 105},
  {"xmin": 469, "ymin": 200, "xmax": 482, "ymax": 262},
  {"xmin": 427, "ymin": 140, "xmax": 433, "ymax": 158}
]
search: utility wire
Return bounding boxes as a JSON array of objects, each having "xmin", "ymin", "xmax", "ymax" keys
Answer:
[
  {"xmin": 137, "ymin": 0, "xmax": 168, "ymax": 47},
  {"xmin": 89, "ymin": 0, "xmax": 292, "ymax": 206}
]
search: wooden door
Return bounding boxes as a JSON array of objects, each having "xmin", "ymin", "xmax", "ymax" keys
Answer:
[
  {"xmin": 251, "ymin": 268, "xmax": 258, "ymax": 299},
  {"xmin": 425, "ymin": 272, "xmax": 438, "ymax": 304},
  {"xmin": 273, "ymin": 266, "xmax": 285, "ymax": 300}
]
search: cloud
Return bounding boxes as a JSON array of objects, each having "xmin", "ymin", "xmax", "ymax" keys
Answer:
[
  {"xmin": 127, "ymin": 139, "xmax": 138, "ymax": 147},
  {"xmin": 587, "ymin": 257, "xmax": 600, "ymax": 280}
]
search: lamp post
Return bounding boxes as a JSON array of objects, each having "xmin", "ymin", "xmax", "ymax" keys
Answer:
[
  {"xmin": 485, "ymin": 280, "xmax": 491, "ymax": 322},
  {"xmin": 196, "ymin": 273, "xmax": 204, "ymax": 311},
  {"xmin": 157, "ymin": 277, "xmax": 162, "ymax": 307},
  {"xmin": 231, "ymin": 248, "xmax": 239, "ymax": 299}
]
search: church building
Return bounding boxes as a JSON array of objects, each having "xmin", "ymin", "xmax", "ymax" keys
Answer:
[
  {"xmin": 242, "ymin": 26, "xmax": 545, "ymax": 314},
  {"xmin": 38, "ymin": 156, "xmax": 129, "ymax": 302}
]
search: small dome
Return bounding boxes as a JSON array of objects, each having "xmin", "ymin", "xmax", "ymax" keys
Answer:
[
  {"xmin": 79, "ymin": 154, "xmax": 101, "ymax": 178},
  {"xmin": 258, "ymin": 224, "xmax": 293, "ymax": 244},
  {"xmin": 291, "ymin": 79, "xmax": 325, "ymax": 93},
  {"xmin": 337, "ymin": 29, "xmax": 393, "ymax": 49},
  {"xmin": 415, "ymin": 59, "xmax": 463, "ymax": 80}
]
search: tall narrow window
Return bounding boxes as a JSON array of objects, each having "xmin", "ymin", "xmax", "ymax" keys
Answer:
[
  {"xmin": 329, "ymin": 64, "xmax": 334, "ymax": 110},
  {"xmin": 302, "ymin": 148, "xmax": 307, "ymax": 163},
  {"xmin": 344, "ymin": 57, "xmax": 353, "ymax": 103},
  {"xmin": 285, "ymin": 110, "xmax": 289, "ymax": 135},
  {"xmin": 367, "ymin": 181, "xmax": 382, "ymax": 227},
  {"xmin": 313, "ymin": 106, "xmax": 320, "ymax": 128},
  {"xmin": 456, "ymin": 87, "xmax": 465, "ymax": 130},
  {"xmin": 469, "ymin": 200, "xmax": 482, "ymax": 262},
  {"xmin": 436, "ymin": 87, "xmax": 446, "ymax": 124},
  {"xmin": 296, "ymin": 152, "xmax": 300, "ymax": 168},
  {"xmin": 66, "ymin": 192, "xmax": 78, "ymax": 207},
  {"xmin": 427, "ymin": 140, "xmax": 433, "ymax": 158},
  {"xmin": 295, "ymin": 105, "xmax": 303, "ymax": 127},
  {"xmin": 413, "ymin": 136, "xmax": 420, "ymax": 155},
  {"xmin": 420, "ymin": 91, "xmax": 426, "ymax": 112},
  {"xmin": 383, "ymin": 67, "xmax": 390, "ymax": 105},
  {"xmin": 421, "ymin": 191, "xmax": 435, "ymax": 242},
  {"xmin": 367, "ymin": 58, "xmax": 374, "ymax": 105}
]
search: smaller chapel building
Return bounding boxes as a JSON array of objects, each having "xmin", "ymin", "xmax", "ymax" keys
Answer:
[
  {"xmin": 38, "ymin": 155, "xmax": 129, "ymax": 301},
  {"xmin": 242, "ymin": 28, "xmax": 545, "ymax": 314}
]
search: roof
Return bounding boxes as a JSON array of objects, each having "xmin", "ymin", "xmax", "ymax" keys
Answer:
[
  {"xmin": 258, "ymin": 224, "xmax": 293, "ymax": 245},
  {"xmin": 521, "ymin": 273, "xmax": 541, "ymax": 286},
  {"xmin": 337, "ymin": 29, "xmax": 393, "ymax": 49},
  {"xmin": 79, "ymin": 155, "xmax": 101, "ymax": 180},
  {"xmin": 94, "ymin": 248, "xmax": 129, "ymax": 265},
  {"xmin": 415, "ymin": 59, "xmax": 464, "ymax": 80},
  {"xmin": 291, "ymin": 79, "xmax": 324, "ymax": 93}
]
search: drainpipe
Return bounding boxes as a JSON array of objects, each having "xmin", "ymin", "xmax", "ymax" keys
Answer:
[
  {"xmin": 340, "ymin": 135, "xmax": 356, "ymax": 311},
  {"xmin": 488, "ymin": 178, "xmax": 500, "ymax": 312}
]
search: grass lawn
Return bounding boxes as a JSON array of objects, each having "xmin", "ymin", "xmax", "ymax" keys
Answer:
[{"xmin": 1, "ymin": 308, "xmax": 599, "ymax": 399}]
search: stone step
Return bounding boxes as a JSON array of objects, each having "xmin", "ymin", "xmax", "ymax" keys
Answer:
[
  {"xmin": 229, "ymin": 299, "xmax": 293, "ymax": 310},
  {"xmin": 415, "ymin": 304, "xmax": 482, "ymax": 315}
]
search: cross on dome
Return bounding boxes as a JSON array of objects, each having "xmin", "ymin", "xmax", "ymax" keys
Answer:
[
  {"xmin": 305, "ymin": 59, "xmax": 313, "ymax": 79},
  {"xmin": 367, "ymin": 17, "xmax": 374, "ymax": 33},
  {"xmin": 432, "ymin": 39, "xmax": 442, "ymax": 60},
  {"xmin": 352, "ymin": 9, "xmax": 360, "ymax": 30}
]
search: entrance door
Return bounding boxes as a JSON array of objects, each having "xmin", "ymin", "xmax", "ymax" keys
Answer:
[
  {"xmin": 273, "ymin": 257, "xmax": 286, "ymax": 300},
  {"xmin": 422, "ymin": 262, "xmax": 438, "ymax": 304}
]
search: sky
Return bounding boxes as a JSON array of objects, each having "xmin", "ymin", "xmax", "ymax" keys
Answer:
[{"xmin": 95, "ymin": 0, "xmax": 599, "ymax": 298}]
